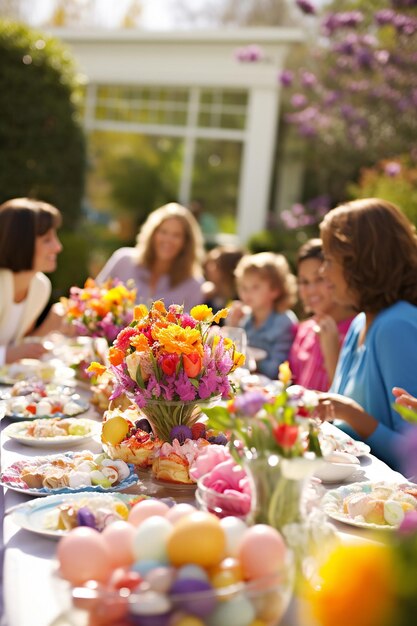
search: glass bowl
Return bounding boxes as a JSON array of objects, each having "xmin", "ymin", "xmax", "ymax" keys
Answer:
[
  {"xmin": 53, "ymin": 554, "xmax": 294, "ymax": 626},
  {"xmin": 196, "ymin": 474, "xmax": 251, "ymax": 520}
]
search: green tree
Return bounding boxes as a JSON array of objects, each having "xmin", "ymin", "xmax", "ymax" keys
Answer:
[{"xmin": 0, "ymin": 20, "xmax": 85, "ymax": 227}]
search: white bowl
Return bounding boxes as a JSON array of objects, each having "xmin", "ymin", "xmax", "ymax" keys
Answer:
[{"xmin": 314, "ymin": 451, "xmax": 360, "ymax": 484}]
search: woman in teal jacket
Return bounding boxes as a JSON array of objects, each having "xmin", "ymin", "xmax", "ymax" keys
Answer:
[{"xmin": 316, "ymin": 198, "xmax": 417, "ymax": 471}]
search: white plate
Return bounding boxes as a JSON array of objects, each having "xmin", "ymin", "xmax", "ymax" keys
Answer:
[
  {"xmin": 0, "ymin": 359, "xmax": 75, "ymax": 386},
  {"xmin": 0, "ymin": 452, "xmax": 138, "ymax": 496},
  {"xmin": 322, "ymin": 481, "xmax": 417, "ymax": 530},
  {"xmin": 319, "ymin": 431, "xmax": 371, "ymax": 457},
  {"xmin": 314, "ymin": 452, "xmax": 361, "ymax": 484},
  {"xmin": 9, "ymin": 492, "xmax": 140, "ymax": 539},
  {"xmin": 3, "ymin": 419, "xmax": 101, "ymax": 448},
  {"xmin": 4, "ymin": 396, "xmax": 90, "ymax": 421}
]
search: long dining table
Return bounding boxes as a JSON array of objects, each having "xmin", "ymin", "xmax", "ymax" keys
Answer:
[{"xmin": 0, "ymin": 376, "xmax": 408, "ymax": 626}]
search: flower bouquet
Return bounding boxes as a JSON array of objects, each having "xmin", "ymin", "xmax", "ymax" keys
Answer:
[
  {"xmin": 88, "ymin": 301, "xmax": 245, "ymax": 484},
  {"xmin": 61, "ymin": 278, "xmax": 136, "ymax": 345}
]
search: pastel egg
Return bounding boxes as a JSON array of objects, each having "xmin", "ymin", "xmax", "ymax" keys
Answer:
[
  {"xmin": 145, "ymin": 566, "xmax": 176, "ymax": 593},
  {"xmin": 238, "ymin": 525, "xmax": 287, "ymax": 580},
  {"xmin": 128, "ymin": 499, "xmax": 170, "ymax": 527},
  {"xmin": 251, "ymin": 588, "xmax": 285, "ymax": 623},
  {"xmin": 171, "ymin": 578, "xmax": 216, "ymax": 617},
  {"xmin": 101, "ymin": 521, "xmax": 136, "ymax": 568},
  {"xmin": 132, "ymin": 559, "xmax": 167, "ymax": 577},
  {"xmin": 208, "ymin": 592, "xmax": 255, "ymax": 626},
  {"xmin": 167, "ymin": 512, "xmax": 225, "ymax": 568},
  {"xmin": 57, "ymin": 527, "xmax": 112, "ymax": 585},
  {"xmin": 210, "ymin": 557, "xmax": 243, "ymax": 589},
  {"xmin": 165, "ymin": 503, "xmax": 197, "ymax": 524},
  {"xmin": 220, "ymin": 516, "xmax": 248, "ymax": 556},
  {"xmin": 128, "ymin": 590, "xmax": 171, "ymax": 616},
  {"xmin": 171, "ymin": 617, "xmax": 205, "ymax": 626},
  {"xmin": 177, "ymin": 564, "xmax": 210, "ymax": 582},
  {"xmin": 133, "ymin": 516, "xmax": 172, "ymax": 561}
]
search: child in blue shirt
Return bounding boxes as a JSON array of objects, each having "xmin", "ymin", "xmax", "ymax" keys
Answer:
[{"xmin": 228, "ymin": 252, "xmax": 298, "ymax": 379}]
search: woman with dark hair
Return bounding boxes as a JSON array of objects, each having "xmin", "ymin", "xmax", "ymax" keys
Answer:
[
  {"xmin": 317, "ymin": 198, "xmax": 417, "ymax": 470},
  {"xmin": 289, "ymin": 238, "xmax": 355, "ymax": 391},
  {"xmin": 0, "ymin": 197, "xmax": 62, "ymax": 364},
  {"xmin": 96, "ymin": 203, "xmax": 205, "ymax": 311}
]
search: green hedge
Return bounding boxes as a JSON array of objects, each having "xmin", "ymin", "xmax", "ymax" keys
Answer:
[{"xmin": 0, "ymin": 20, "xmax": 85, "ymax": 227}]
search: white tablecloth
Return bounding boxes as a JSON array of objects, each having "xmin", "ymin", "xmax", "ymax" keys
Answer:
[{"xmin": 0, "ymin": 409, "xmax": 407, "ymax": 626}]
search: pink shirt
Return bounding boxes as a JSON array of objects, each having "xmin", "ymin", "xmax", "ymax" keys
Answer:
[{"xmin": 289, "ymin": 317, "xmax": 354, "ymax": 392}]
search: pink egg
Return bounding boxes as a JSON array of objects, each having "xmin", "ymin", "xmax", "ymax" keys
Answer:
[
  {"xmin": 128, "ymin": 499, "xmax": 170, "ymax": 527},
  {"xmin": 57, "ymin": 527, "xmax": 113, "ymax": 585},
  {"xmin": 238, "ymin": 524, "xmax": 287, "ymax": 580},
  {"xmin": 101, "ymin": 521, "xmax": 136, "ymax": 568},
  {"xmin": 165, "ymin": 503, "xmax": 196, "ymax": 524}
]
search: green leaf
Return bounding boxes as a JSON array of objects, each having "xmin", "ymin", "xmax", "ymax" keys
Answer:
[
  {"xmin": 202, "ymin": 406, "xmax": 233, "ymax": 430},
  {"xmin": 135, "ymin": 364, "xmax": 145, "ymax": 389}
]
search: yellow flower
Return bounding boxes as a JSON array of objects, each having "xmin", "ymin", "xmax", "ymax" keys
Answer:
[
  {"xmin": 306, "ymin": 543, "xmax": 394, "ymax": 626},
  {"xmin": 190, "ymin": 304, "xmax": 213, "ymax": 322},
  {"xmin": 134, "ymin": 304, "xmax": 148, "ymax": 320},
  {"xmin": 130, "ymin": 334, "xmax": 149, "ymax": 352},
  {"xmin": 153, "ymin": 324, "xmax": 203, "ymax": 356},
  {"xmin": 212, "ymin": 307, "xmax": 229, "ymax": 324},
  {"xmin": 86, "ymin": 361, "xmax": 107, "ymax": 377},
  {"xmin": 232, "ymin": 350, "xmax": 246, "ymax": 370},
  {"xmin": 278, "ymin": 361, "xmax": 292, "ymax": 385}
]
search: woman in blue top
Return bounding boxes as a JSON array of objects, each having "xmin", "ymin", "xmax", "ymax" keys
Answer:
[{"xmin": 316, "ymin": 198, "xmax": 417, "ymax": 471}]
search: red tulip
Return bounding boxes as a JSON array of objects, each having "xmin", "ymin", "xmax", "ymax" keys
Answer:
[
  {"xmin": 183, "ymin": 352, "xmax": 202, "ymax": 378},
  {"xmin": 273, "ymin": 423, "xmax": 299, "ymax": 449},
  {"xmin": 160, "ymin": 353, "xmax": 180, "ymax": 376}
]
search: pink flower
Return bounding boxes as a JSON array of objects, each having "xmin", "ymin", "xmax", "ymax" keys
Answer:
[{"xmin": 189, "ymin": 445, "xmax": 231, "ymax": 480}]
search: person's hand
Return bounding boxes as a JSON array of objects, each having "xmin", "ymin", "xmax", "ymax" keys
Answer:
[
  {"xmin": 6, "ymin": 342, "xmax": 46, "ymax": 364},
  {"xmin": 316, "ymin": 393, "xmax": 377, "ymax": 438},
  {"xmin": 393, "ymin": 387, "xmax": 417, "ymax": 411},
  {"xmin": 226, "ymin": 300, "xmax": 248, "ymax": 326},
  {"xmin": 315, "ymin": 314, "xmax": 339, "ymax": 351}
]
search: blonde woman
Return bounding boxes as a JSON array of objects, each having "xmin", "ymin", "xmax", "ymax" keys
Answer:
[{"xmin": 96, "ymin": 203, "xmax": 205, "ymax": 310}]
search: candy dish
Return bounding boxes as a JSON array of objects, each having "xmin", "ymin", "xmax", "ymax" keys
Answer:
[
  {"xmin": 319, "ymin": 429, "xmax": 371, "ymax": 457},
  {"xmin": 322, "ymin": 481, "xmax": 417, "ymax": 529},
  {"xmin": 314, "ymin": 451, "xmax": 360, "ymax": 484},
  {"xmin": 0, "ymin": 451, "xmax": 138, "ymax": 496},
  {"xmin": 3, "ymin": 419, "xmax": 101, "ymax": 448},
  {"xmin": 2, "ymin": 393, "xmax": 90, "ymax": 420}
]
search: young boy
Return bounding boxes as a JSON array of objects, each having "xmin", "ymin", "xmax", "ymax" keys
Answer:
[{"xmin": 228, "ymin": 252, "xmax": 298, "ymax": 379}]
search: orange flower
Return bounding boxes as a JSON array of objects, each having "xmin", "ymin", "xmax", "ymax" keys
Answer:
[
  {"xmin": 183, "ymin": 352, "xmax": 203, "ymax": 378},
  {"xmin": 130, "ymin": 334, "xmax": 149, "ymax": 352},
  {"xmin": 90, "ymin": 299, "xmax": 110, "ymax": 317},
  {"xmin": 108, "ymin": 347, "xmax": 125, "ymax": 366},
  {"xmin": 86, "ymin": 361, "xmax": 107, "ymax": 377},
  {"xmin": 84, "ymin": 278, "xmax": 96, "ymax": 289},
  {"xmin": 153, "ymin": 324, "xmax": 203, "ymax": 356},
  {"xmin": 153, "ymin": 300, "xmax": 167, "ymax": 314},
  {"xmin": 134, "ymin": 304, "xmax": 148, "ymax": 320}
]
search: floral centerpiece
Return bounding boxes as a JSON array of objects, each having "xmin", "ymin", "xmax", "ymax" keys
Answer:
[
  {"xmin": 88, "ymin": 301, "xmax": 245, "ymax": 484},
  {"xmin": 61, "ymin": 278, "xmax": 137, "ymax": 345},
  {"xmin": 202, "ymin": 361, "xmax": 323, "ymax": 532}
]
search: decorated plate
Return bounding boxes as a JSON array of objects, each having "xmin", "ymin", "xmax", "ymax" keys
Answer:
[
  {"xmin": 3, "ymin": 418, "xmax": 101, "ymax": 448},
  {"xmin": 9, "ymin": 492, "xmax": 152, "ymax": 539},
  {"xmin": 0, "ymin": 451, "xmax": 138, "ymax": 496},
  {"xmin": 319, "ymin": 430, "xmax": 371, "ymax": 457},
  {"xmin": 322, "ymin": 481, "xmax": 417, "ymax": 530},
  {"xmin": 3, "ymin": 396, "xmax": 90, "ymax": 421},
  {"xmin": 0, "ymin": 359, "xmax": 75, "ymax": 386}
]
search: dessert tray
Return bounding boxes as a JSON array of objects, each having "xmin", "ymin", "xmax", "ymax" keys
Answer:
[
  {"xmin": 3, "ymin": 418, "xmax": 101, "ymax": 448},
  {"xmin": 9, "ymin": 492, "xmax": 155, "ymax": 539},
  {"xmin": 322, "ymin": 481, "xmax": 417, "ymax": 530},
  {"xmin": 319, "ymin": 429, "xmax": 371, "ymax": 457},
  {"xmin": 0, "ymin": 451, "xmax": 138, "ymax": 496}
]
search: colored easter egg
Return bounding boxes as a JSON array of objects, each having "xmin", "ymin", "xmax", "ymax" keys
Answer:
[
  {"xmin": 171, "ymin": 578, "xmax": 216, "ymax": 617},
  {"xmin": 251, "ymin": 588, "xmax": 285, "ymax": 623},
  {"xmin": 133, "ymin": 516, "xmax": 172, "ymax": 561},
  {"xmin": 128, "ymin": 499, "xmax": 170, "ymax": 527},
  {"xmin": 128, "ymin": 590, "xmax": 172, "ymax": 616},
  {"xmin": 102, "ymin": 521, "xmax": 136, "ymax": 568},
  {"xmin": 177, "ymin": 564, "xmax": 210, "ymax": 582},
  {"xmin": 210, "ymin": 557, "xmax": 243, "ymax": 589},
  {"xmin": 132, "ymin": 559, "xmax": 167, "ymax": 577},
  {"xmin": 171, "ymin": 617, "xmax": 205, "ymax": 626},
  {"xmin": 57, "ymin": 527, "xmax": 113, "ymax": 585},
  {"xmin": 165, "ymin": 503, "xmax": 196, "ymax": 524},
  {"xmin": 101, "ymin": 415, "xmax": 130, "ymax": 445},
  {"xmin": 207, "ymin": 593, "xmax": 255, "ymax": 626},
  {"xmin": 219, "ymin": 516, "xmax": 248, "ymax": 557},
  {"xmin": 238, "ymin": 525, "xmax": 287, "ymax": 580},
  {"xmin": 145, "ymin": 566, "xmax": 176, "ymax": 593},
  {"xmin": 167, "ymin": 512, "xmax": 225, "ymax": 568}
]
